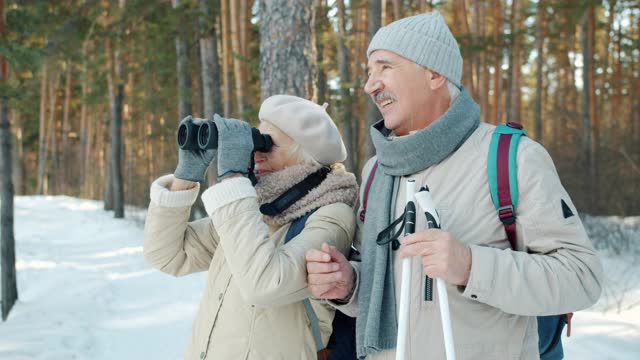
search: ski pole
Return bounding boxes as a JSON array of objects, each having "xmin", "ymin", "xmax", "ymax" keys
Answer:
[
  {"xmin": 396, "ymin": 179, "xmax": 416, "ymax": 360},
  {"xmin": 415, "ymin": 186, "xmax": 456, "ymax": 360}
]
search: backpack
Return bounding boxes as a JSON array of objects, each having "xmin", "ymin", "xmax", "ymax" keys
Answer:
[
  {"xmin": 360, "ymin": 122, "xmax": 572, "ymax": 359},
  {"xmin": 285, "ymin": 211, "xmax": 358, "ymax": 360},
  {"xmin": 488, "ymin": 122, "xmax": 572, "ymax": 360}
]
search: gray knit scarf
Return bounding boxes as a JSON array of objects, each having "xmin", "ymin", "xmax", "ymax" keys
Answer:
[
  {"xmin": 255, "ymin": 163, "xmax": 358, "ymax": 227},
  {"xmin": 356, "ymin": 87, "xmax": 480, "ymax": 358}
]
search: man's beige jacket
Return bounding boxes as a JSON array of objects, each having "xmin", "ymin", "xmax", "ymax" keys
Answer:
[{"xmin": 337, "ymin": 123, "xmax": 603, "ymax": 360}]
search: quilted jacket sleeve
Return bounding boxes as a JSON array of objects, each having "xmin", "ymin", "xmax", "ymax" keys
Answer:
[
  {"xmin": 202, "ymin": 177, "xmax": 356, "ymax": 307},
  {"xmin": 143, "ymin": 175, "xmax": 220, "ymax": 276},
  {"xmin": 461, "ymin": 139, "xmax": 603, "ymax": 315}
]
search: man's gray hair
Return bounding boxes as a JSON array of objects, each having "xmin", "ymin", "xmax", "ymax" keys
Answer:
[{"xmin": 447, "ymin": 80, "xmax": 460, "ymax": 104}]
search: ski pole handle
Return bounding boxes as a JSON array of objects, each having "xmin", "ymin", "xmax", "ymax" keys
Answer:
[
  {"xmin": 396, "ymin": 179, "xmax": 416, "ymax": 360},
  {"xmin": 415, "ymin": 185, "xmax": 456, "ymax": 360}
]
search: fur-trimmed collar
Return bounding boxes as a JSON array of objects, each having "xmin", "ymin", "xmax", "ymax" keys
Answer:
[{"xmin": 255, "ymin": 163, "xmax": 358, "ymax": 227}]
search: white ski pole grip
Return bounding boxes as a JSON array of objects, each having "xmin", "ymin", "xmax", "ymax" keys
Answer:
[
  {"xmin": 396, "ymin": 179, "xmax": 416, "ymax": 360},
  {"xmin": 414, "ymin": 186, "xmax": 456, "ymax": 360}
]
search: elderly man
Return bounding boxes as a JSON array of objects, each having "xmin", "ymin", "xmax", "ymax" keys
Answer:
[{"xmin": 305, "ymin": 11, "xmax": 602, "ymax": 360}]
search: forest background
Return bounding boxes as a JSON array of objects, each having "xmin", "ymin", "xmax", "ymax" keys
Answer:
[{"xmin": 1, "ymin": 0, "xmax": 639, "ymax": 219}]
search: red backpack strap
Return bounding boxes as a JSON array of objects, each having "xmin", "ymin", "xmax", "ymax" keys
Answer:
[
  {"xmin": 359, "ymin": 161, "xmax": 379, "ymax": 222},
  {"xmin": 488, "ymin": 122, "xmax": 526, "ymax": 250},
  {"xmin": 496, "ymin": 132, "xmax": 518, "ymax": 249}
]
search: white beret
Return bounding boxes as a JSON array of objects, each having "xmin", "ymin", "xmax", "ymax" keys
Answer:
[{"xmin": 258, "ymin": 95, "xmax": 347, "ymax": 165}]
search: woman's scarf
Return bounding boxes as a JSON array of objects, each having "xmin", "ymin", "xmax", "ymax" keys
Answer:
[{"xmin": 256, "ymin": 163, "xmax": 358, "ymax": 227}]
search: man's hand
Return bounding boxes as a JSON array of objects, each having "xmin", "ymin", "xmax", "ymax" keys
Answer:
[
  {"xmin": 399, "ymin": 229, "xmax": 472, "ymax": 286},
  {"xmin": 305, "ymin": 243, "xmax": 354, "ymax": 300}
]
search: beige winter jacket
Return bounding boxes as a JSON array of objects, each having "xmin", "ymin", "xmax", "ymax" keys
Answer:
[
  {"xmin": 337, "ymin": 123, "xmax": 603, "ymax": 360},
  {"xmin": 144, "ymin": 175, "xmax": 356, "ymax": 360}
]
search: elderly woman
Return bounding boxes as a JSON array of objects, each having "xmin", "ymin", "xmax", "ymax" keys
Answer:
[{"xmin": 143, "ymin": 95, "xmax": 358, "ymax": 360}]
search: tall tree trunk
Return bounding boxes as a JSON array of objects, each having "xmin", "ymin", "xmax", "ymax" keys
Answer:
[
  {"xmin": 581, "ymin": 5, "xmax": 596, "ymax": 212},
  {"xmin": 364, "ymin": 0, "xmax": 381, "ymax": 162},
  {"xmin": 260, "ymin": 0, "xmax": 316, "ymax": 100},
  {"xmin": 509, "ymin": 0, "xmax": 522, "ymax": 123},
  {"xmin": 45, "ymin": 74, "xmax": 61, "ymax": 195},
  {"xmin": 0, "ymin": 0, "xmax": 18, "ymax": 320},
  {"xmin": 587, "ymin": 4, "xmax": 598, "ymax": 212},
  {"xmin": 392, "ymin": 0, "xmax": 402, "ymax": 20},
  {"xmin": 315, "ymin": 0, "xmax": 329, "ymax": 105},
  {"xmin": 534, "ymin": 0, "xmax": 545, "ymax": 142},
  {"xmin": 336, "ymin": 0, "xmax": 357, "ymax": 173},
  {"xmin": 474, "ymin": 0, "xmax": 488, "ymax": 119},
  {"xmin": 221, "ymin": 0, "xmax": 233, "ymax": 116},
  {"xmin": 601, "ymin": 0, "xmax": 616, "ymax": 145},
  {"xmin": 492, "ymin": 0, "xmax": 502, "ymax": 124},
  {"xmin": 37, "ymin": 62, "xmax": 48, "ymax": 194},
  {"xmin": 240, "ymin": 0, "xmax": 251, "ymax": 107},
  {"xmin": 103, "ymin": 110, "xmax": 113, "ymax": 210},
  {"xmin": 173, "ymin": 0, "xmax": 192, "ymax": 120},
  {"xmin": 11, "ymin": 115, "xmax": 23, "ymax": 195},
  {"xmin": 199, "ymin": 0, "xmax": 222, "ymax": 120},
  {"xmin": 105, "ymin": 0, "xmax": 125, "ymax": 218},
  {"xmin": 454, "ymin": 0, "xmax": 473, "ymax": 94},
  {"xmin": 61, "ymin": 63, "xmax": 72, "ymax": 193},
  {"xmin": 230, "ymin": 0, "xmax": 247, "ymax": 114},
  {"xmin": 80, "ymin": 20, "xmax": 96, "ymax": 197}
]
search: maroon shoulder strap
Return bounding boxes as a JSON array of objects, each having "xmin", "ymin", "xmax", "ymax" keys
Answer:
[
  {"xmin": 359, "ymin": 161, "xmax": 379, "ymax": 222},
  {"xmin": 496, "ymin": 135, "xmax": 518, "ymax": 250}
]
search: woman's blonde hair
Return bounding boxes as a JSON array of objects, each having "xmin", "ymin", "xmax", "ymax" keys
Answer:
[{"xmin": 263, "ymin": 121, "xmax": 322, "ymax": 167}]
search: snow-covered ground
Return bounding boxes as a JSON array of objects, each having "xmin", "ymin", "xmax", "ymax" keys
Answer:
[{"xmin": 0, "ymin": 196, "xmax": 638, "ymax": 359}]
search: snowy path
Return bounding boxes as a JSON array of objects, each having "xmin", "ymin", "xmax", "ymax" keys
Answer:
[
  {"xmin": 1, "ymin": 196, "xmax": 205, "ymax": 360},
  {"xmin": 0, "ymin": 196, "xmax": 638, "ymax": 359}
]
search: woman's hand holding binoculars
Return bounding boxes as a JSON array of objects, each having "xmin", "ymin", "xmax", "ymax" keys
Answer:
[
  {"xmin": 174, "ymin": 116, "xmax": 217, "ymax": 183},
  {"xmin": 214, "ymin": 116, "xmax": 254, "ymax": 181},
  {"xmin": 174, "ymin": 114, "xmax": 264, "ymax": 183}
]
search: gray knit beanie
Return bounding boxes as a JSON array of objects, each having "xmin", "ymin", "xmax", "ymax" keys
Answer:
[{"xmin": 367, "ymin": 11, "xmax": 463, "ymax": 87}]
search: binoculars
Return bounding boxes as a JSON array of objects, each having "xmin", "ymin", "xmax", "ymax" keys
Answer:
[{"xmin": 177, "ymin": 116, "xmax": 273, "ymax": 152}]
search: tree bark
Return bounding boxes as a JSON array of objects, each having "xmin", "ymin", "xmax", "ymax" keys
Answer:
[
  {"xmin": 363, "ymin": 0, "xmax": 381, "ymax": 162},
  {"xmin": 11, "ymin": 114, "xmax": 23, "ymax": 195},
  {"xmin": 80, "ymin": 19, "xmax": 96, "ymax": 197},
  {"xmin": 534, "ymin": 0, "xmax": 545, "ymax": 142},
  {"xmin": 336, "ymin": 0, "xmax": 357, "ymax": 173},
  {"xmin": 61, "ymin": 63, "xmax": 73, "ymax": 193},
  {"xmin": 105, "ymin": 0, "xmax": 125, "ymax": 218},
  {"xmin": 230, "ymin": 0, "xmax": 247, "ymax": 114},
  {"xmin": 454, "ymin": 0, "xmax": 473, "ymax": 94},
  {"xmin": 37, "ymin": 62, "xmax": 48, "ymax": 194},
  {"xmin": 173, "ymin": 0, "xmax": 192, "ymax": 120},
  {"xmin": 221, "ymin": 0, "xmax": 233, "ymax": 116},
  {"xmin": 492, "ymin": 0, "xmax": 502, "ymax": 124},
  {"xmin": 392, "ymin": 0, "xmax": 402, "ymax": 20},
  {"xmin": 199, "ymin": 0, "xmax": 222, "ymax": 120},
  {"xmin": 0, "ymin": 0, "xmax": 18, "ymax": 320},
  {"xmin": 474, "ymin": 0, "xmax": 488, "ymax": 119},
  {"xmin": 315, "ymin": 0, "xmax": 329, "ymax": 105},
  {"xmin": 509, "ymin": 0, "xmax": 522, "ymax": 123},
  {"xmin": 260, "ymin": 0, "xmax": 316, "ymax": 100},
  {"xmin": 45, "ymin": 74, "xmax": 61, "ymax": 195},
  {"xmin": 581, "ymin": 5, "xmax": 596, "ymax": 212}
]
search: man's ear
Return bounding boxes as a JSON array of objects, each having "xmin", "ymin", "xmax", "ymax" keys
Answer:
[{"xmin": 428, "ymin": 70, "xmax": 448, "ymax": 90}]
